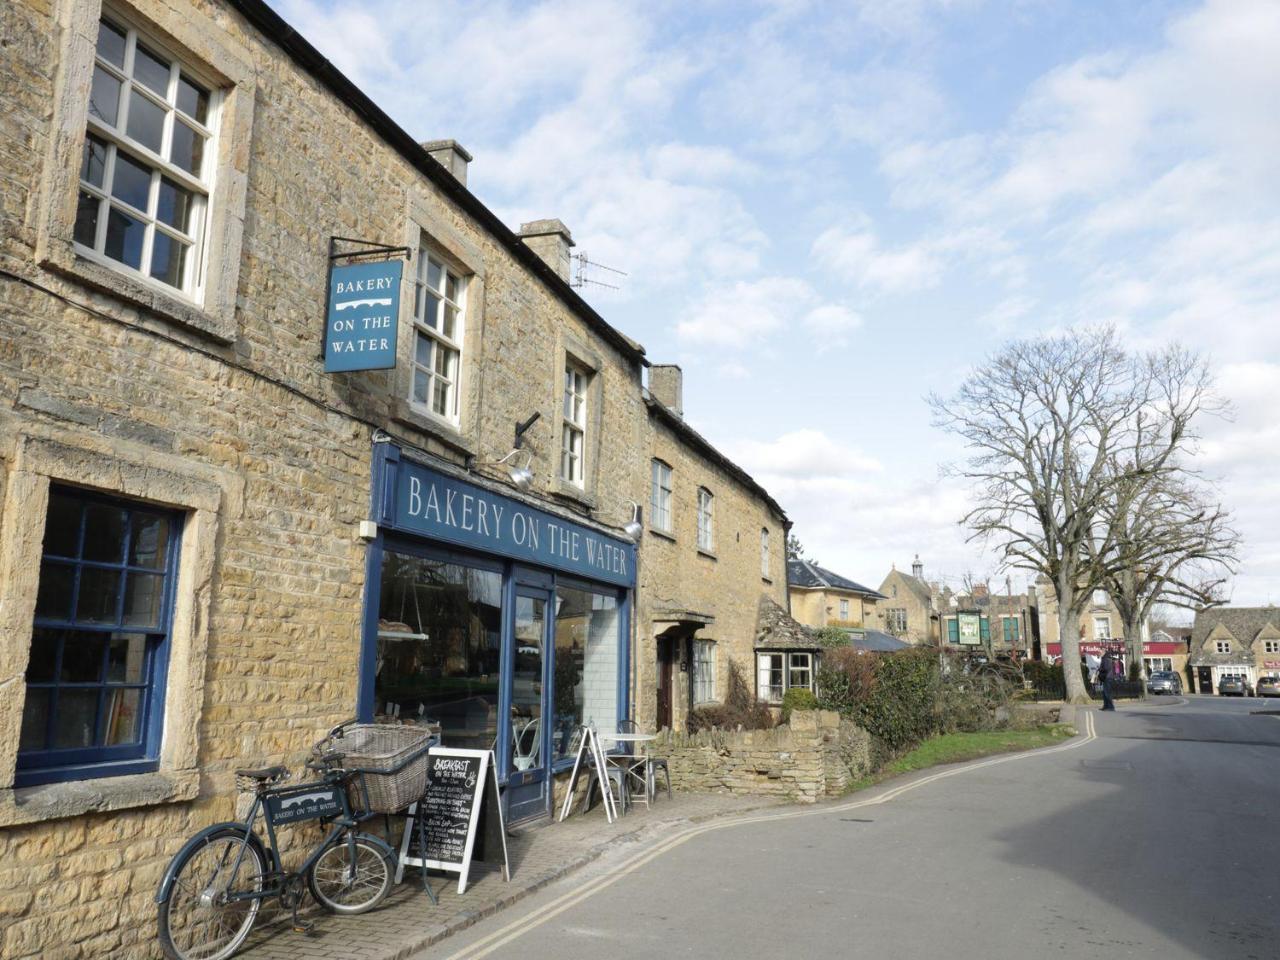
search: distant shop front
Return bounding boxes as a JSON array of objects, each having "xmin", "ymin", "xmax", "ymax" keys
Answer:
[{"xmin": 358, "ymin": 443, "xmax": 635, "ymax": 822}]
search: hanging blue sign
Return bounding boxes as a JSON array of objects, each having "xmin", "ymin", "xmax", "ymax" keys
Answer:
[
  {"xmin": 324, "ymin": 259, "xmax": 403, "ymax": 372},
  {"xmin": 380, "ymin": 453, "xmax": 636, "ymax": 588}
]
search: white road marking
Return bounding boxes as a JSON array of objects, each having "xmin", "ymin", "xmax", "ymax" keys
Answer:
[{"xmin": 434, "ymin": 712, "xmax": 1097, "ymax": 960}]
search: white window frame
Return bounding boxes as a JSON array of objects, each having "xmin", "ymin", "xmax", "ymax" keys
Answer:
[
  {"xmin": 839, "ymin": 598, "xmax": 850, "ymax": 620},
  {"xmin": 560, "ymin": 362, "xmax": 588, "ymax": 486},
  {"xmin": 1092, "ymin": 589, "xmax": 1108, "ymax": 607},
  {"xmin": 696, "ymin": 488, "xmax": 714, "ymax": 552},
  {"xmin": 75, "ymin": 13, "xmax": 220, "ymax": 301},
  {"xmin": 692, "ymin": 640, "xmax": 716, "ymax": 704},
  {"xmin": 788, "ymin": 652, "xmax": 813, "ymax": 692},
  {"xmin": 1265, "ymin": 640, "xmax": 1280, "ymax": 654},
  {"xmin": 757, "ymin": 652, "xmax": 784, "ymax": 704},
  {"xmin": 409, "ymin": 251, "xmax": 466, "ymax": 424},
  {"xmin": 650, "ymin": 460, "xmax": 673, "ymax": 534},
  {"xmin": 761, "ymin": 527, "xmax": 771, "ymax": 579},
  {"xmin": 1093, "ymin": 616, "xmax": 1112, "ymax": 640},
  {"xmin": 1215, "ymin": 640, "xmax": 1231, "ymax": 654},
  {"xmin": 1144, "ymin": 657, "xmax": 1173, "ymax": 673}
]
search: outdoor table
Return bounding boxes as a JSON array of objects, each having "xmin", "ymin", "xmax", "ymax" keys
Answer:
[{"xmin": 604, "ymin": 732, "xmax": 657, "ymax": 807}]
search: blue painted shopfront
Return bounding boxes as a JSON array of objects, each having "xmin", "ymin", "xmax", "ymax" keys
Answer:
[{"xmin": 358, "ymin": 442, "xmax": 635, "ymax": 822}]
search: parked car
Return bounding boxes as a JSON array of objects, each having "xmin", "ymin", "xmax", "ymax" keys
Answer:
[
  {"xmin": 1218, "ymin": 674, "xmax": 1254, "ymax": 697},
  {"xmin": 1256, "ymin": 676, "xmax": 1280, "ymax": 698},
  {"xmin": 1147, "ymin": 670, "xmax": 1183, "ymax": 695}
]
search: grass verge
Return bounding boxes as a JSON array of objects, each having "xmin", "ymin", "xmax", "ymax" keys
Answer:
[{"xmin": 843, "ymin": 724, "xmax": 1076, "ymax": 795}]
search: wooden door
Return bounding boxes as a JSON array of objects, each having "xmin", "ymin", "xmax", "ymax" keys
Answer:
[{"xmin": 656, "ymin": 637, "xmax": 673, "ymax": 730}]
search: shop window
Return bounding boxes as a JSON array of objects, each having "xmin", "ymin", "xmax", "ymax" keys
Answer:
[
  {"xmin": 1144, "ymin": 658, "xmax": 1173, "ymax": 673},
  {"xmin": 789, "ymin": 652, "xmax": 812, "ymax": 692},
  {"xmin": 760, "ymin": 527, "xmax": 770, "ymax": 578},
  {"xmin": 650, "ymin": 460, "xmax": 673, "ymax": 534},
  {"xmin": 76, "ymin": 15, "xmax": 217, "ymax": 297},
  {"xmin": 19, "ymin": 487, "xmax": 180, "ymax": 785},
  {"xmin": 552, "ymin": 586, "xmax": 619, "ymax": 762},
  {"xmin": 410, "ymin": 252, "xmax": 466, "ymax": 423},
  {"xmin": 696, "ymin": 488, "xmax": 714, "ymax": 552},
  {"xmin": 692, "ymin": 640, "xmax": 716, "ymax": 703},
  {"xmin": 375, "ymin": 551, "xmax": 500, "ymax": 747},
  {"xmin": 560, "ymin": 363, "xmax": 588, "ymax": 487}
]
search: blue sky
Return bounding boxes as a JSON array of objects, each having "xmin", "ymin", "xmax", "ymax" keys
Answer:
[{"xmin": 275, "ymin": 0, "xmax": 1280, "ymax": 606}]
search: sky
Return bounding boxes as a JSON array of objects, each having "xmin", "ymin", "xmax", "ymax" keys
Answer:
[{"xmin": 273, "ymin": 0, "xmax": 1280, "ymax": 608}]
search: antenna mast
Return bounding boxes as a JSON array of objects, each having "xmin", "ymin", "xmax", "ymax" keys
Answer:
[{"xmin": 571, "ymin": 252, "xmax": 627, "ymax": 291}]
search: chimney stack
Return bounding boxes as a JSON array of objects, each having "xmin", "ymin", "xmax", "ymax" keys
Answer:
[
  {"xmin": 518, "ymin": 219, "xmax": 575, "ymax": 282},
  {"xmin": 421, "ymin": 139, "xmax": 472, "ymax": 186},
  {"xmin": 649, "ymin": 364, "xmax": 683, "ymax": 418}
]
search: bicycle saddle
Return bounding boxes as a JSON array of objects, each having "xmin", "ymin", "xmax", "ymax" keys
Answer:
[{"xmin": 235, "ymin": 765, "xmax": 288, "ymax": 781}]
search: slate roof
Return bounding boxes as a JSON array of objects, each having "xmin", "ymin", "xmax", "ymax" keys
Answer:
[
  {"xmin": 755, "ymin": 595, "xmax": 818, "ymax": 650},
  {"xmin": 850, "ymin": 630, "xmax": 911, "ymax": 652},
  {"xmin": 787, "ymin": 560, "xmax": 887, "ymax": 599},
  {"xmin": 1189, "ymin": 607, "xmax": 1280, "ymax": 665}
]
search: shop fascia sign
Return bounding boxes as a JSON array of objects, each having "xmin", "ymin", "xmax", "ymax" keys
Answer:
[
  {"xmin": 323, "ymin": 237, "xmax": 411, "ymax": 373},
  {"xmin": 379, "ymin": 450, "xmax": 636, "ymax": 588}
]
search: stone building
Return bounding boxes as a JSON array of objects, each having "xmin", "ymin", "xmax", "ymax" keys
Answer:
[
  {"xmin": 937, "ymin": 583, "xmax": 1038, "ymax": 656},
  {"xmin": 877, "ymin": 556, "xmax": 939, "ymax": 645},
  {"xmin": 787, "ymin": 558, "xmax": 885, "ymax": 641},
  {"xmin": 1188, "ymin": 608, "xmax": 1280, "ymax": 695},
  {"xmin": 0, "ymin": 0, "xmax": 787, "ymax": 954}
]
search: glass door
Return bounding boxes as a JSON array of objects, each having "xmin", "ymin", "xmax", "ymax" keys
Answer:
[{"xmin": 507, "ymin": 588, "xmax": 551, "ymax": 822}]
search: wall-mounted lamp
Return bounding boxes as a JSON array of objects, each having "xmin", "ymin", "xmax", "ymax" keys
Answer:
[
  {"xmin": 623, "ymin": 499, "xmax": 643, "ymax": 540},
  {"xmin": 495, "ymin": 448, "xmax": 534, "ymax": 492}
]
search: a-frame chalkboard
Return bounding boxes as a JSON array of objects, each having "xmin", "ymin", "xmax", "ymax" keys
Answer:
[{"xmin": 395, "ymin": 748, "xmax": 509, "ymax": 895}]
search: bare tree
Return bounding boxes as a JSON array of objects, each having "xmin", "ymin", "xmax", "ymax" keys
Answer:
[{"xmin": 930, "ymin": 327, "xmax": 1213, "ymax": 703}]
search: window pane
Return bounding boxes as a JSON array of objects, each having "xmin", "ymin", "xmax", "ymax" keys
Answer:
[
  {"xmin": 76, "ymin": 568, "xmax": 122, "ymax": 623},
  {"xmin": 61, "ymin": 633, "xmax": 107, "ymax": 682},
  {"xmin": 374, "ymin": 553, "xmax": 501, "ymax": 746},
  {"xmin": 132, "ymin": 43, "xmax": 171, "ymax": 96},
  {"xmin": 433, "ymin": 344, "xmax": 452, "ymax": 377},
  {"xmin": 53, "ymin": 691, "xmax": 99, "ymax": 749},
  {"xmin": 175, "ymin": 74, "xmax": 209, "ymax": 124},
  {"xmin": 155, "ymin": 177, "xmax": 192, "ymax": 232},
  {"xmin": 511, "ymin": 596, "xmax": 544, "ymax": 772},
  {"xmin": 126, "ymin": 89, "xmax": 166, "ymax": 154},
  {"xmin": 149, "ymin": 231, "xmax": 187, "ymax": 288},
  {"xmin": 81, "ymin": 134, "xmax": 109, "ymax": 188},
  {"xmin": 34, "ymin": 561, "xmax": 75, "ymax": 620},
  {"xmin": 96, "ymin": 19, "xmax": 127, "ymax": 70},
  {"xmin": 123, "ymin": 572, "xmax": 164, "ymax": 627},
  {"xmin": 104, "ymin": 688, "xmax": 143, "ymax": 745},
  {"xmin": 25, "ymin": 628, "xmax": 60, "ymax": 682},
  {"xmin": 442, "ymin": 304, "xmax": 457, "ymax": 339},
  {"xmin": 553, "ymin": 587, "xmax": 618, "ymax": 760},
  {"xmin": 107, "ymin": 633, "xmax": 148, "ymax": 683},
  {"xmin": 74, "ymin": 191, "xmax": 101, "ymax": 248},
  {"xmin": 111, "ymin": 150, "xmax": 152, "ymax": 212},
  {"xmin": 445, "ymin": 273, "xmax": 458, "ymax": 302},
  {"xmin": 432, "ymin": 379, "xmax": 449, "ymax": 416},
  {"xmin": 89, "ymin": 65, "xmax": 122, "ymax": 126},
  {"xmin": 426, "ymin": 259, "xmax": 443, "ymax": 292},
  {"xmin": 414, "ymin": 333, "xmax": 432, "ymax": 368},
  {"xmin": 412, "ymin": 369, "xmax": 429, "ymax": 405},
  {"xmin": 128, "ymin": 514, "xmax": 169, "ymax": 569},
  {"xmin": 19, "ymin": 689, "xmax": 50, "ymax": 751},
  {"xmin": 44, "ymin": 492, "xmax": 83, "ymax": 557},
  {"xmin": 421, "ymin": 292, "xmax": 440, "ymax": 329},
  {"xmin": 104, "ymin": 206, "xmax": 146, "ymax": 269},
  {"xmin": 169, "ymin": 120, "xmax": 205, "ymax": 177},
  {"xmin": 83, "ymin": 503, "xmax": 127, "ymax": 562}
]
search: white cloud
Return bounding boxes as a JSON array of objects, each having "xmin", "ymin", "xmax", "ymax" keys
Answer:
[
  {"xmin": 675, "ymin": 278, "xmax": 861, "ymax": 350},
  {"xmin": 726, "ymin": 429, "xmax": 883, "ymax": 479}
]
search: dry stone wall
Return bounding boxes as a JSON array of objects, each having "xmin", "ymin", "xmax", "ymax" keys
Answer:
[{"xmin": 647, "ymin": 710, "xmax": 871, "ymax": 803}]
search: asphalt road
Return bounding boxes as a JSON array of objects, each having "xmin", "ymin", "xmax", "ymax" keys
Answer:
[{"xmin": 416, "ymin": 695, "xmax": 1280, "ymax": 960}]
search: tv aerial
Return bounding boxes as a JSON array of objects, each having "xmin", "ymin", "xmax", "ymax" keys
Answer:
[{"xmin": 571, "ymin": 252, "xmax": 627, "ymax": 291}]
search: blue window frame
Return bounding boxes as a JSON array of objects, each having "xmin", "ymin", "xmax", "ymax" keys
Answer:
[{"xmin": 17, "ymin": 486, "xmax": 181, "ymax": 786}]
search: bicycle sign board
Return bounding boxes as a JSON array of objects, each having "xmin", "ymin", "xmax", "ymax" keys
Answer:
[
  {"xmin": 265, "ymin": 785, "xmax": 345, "ymax": 825},
  {"xmin": 395, "ymin": 748, "xmax": 509, "ymax": 895}
]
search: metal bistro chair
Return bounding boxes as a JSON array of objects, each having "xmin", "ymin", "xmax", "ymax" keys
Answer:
[{"xmin": 616, "ymin": 720, "xmax": 671, "ymax": 805}]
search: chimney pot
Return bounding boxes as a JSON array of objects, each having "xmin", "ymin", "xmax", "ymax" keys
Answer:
[
  {"xmin": 649, "ymin": 364, "xmax": 683, "ymax": 418},
  {"xmin": 518, "ymin": 219, "xmax": 575, "ymax": 282},
  {"xmin": 421, "ymin": 139, "xmax": 472, "ymax": 186}
]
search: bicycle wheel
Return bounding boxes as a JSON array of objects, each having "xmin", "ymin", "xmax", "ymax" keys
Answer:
[
  {"xmin": 306, "ymin": 832, "xmax": 393, "ymax": 915},
  {"xmin": 158, "ymin": 827, "xmax": 267, "ymax": 960}
]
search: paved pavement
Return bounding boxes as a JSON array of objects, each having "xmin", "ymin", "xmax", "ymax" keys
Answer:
[
  {"xmin": 235, "ymin": 791, "xmax": 782, "ymax": 960},
  {"xmin": 409, "ymin": 696, "xmax": 1280, "ymax": 960}
]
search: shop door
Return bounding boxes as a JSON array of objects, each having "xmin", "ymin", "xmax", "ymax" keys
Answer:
[
  {"xmin": 1198, "ymin": 666, "xmax": 1213, "ymax": 695},
  {"xmin": 507, "ymin": 589, "xmax": 551, "ymax": 823},
  {"xmin": 656, "ymin": 637, "xmax": 674, "ymax": 731}
]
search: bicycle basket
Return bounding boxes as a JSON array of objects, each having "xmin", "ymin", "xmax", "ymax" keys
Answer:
[{"xmin": 329, "ymin": 724, "xmax": 434, "ymax": 814}]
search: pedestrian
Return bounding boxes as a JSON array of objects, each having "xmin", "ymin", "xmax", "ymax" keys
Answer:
[{"xmin": 1099, "ymin": 650, "xmax": 1117, "ymax": 711}]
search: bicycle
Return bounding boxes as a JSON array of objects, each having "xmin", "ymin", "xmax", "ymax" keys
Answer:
[{"xmin": 155, "ymin": 720, "xmax": 433, "ymax": 960}]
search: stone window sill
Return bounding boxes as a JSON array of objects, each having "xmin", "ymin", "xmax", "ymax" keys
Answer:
[
  {"xmin": 648, "ymin": 527, "xmax": 677, "ymax": 543},
  {"xmin": 390, "ymin": 402, "xmax": 477, "ymax": 458},
  {"xmin": 762, "ymin": 576, "xmax": 773, "ymax": 585},
  {"xmin": 44, "ymin": 249, "xmax": 235, "ymax": 344},
  {"xmin": 552, "ymin": 478, "xmax": 596, "ymax": 510},
  {"xmin": 0, "ymin": 768, "xmax": 199, "ymax": 828},
  {"xmin": 697, "ymin": 548, "xmax": 717, "ymax": 561}
]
